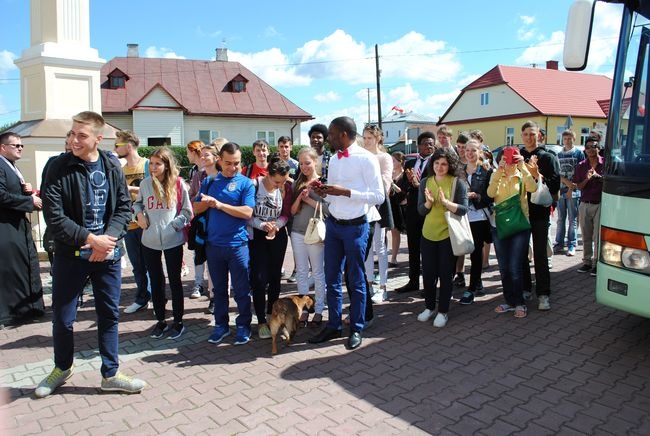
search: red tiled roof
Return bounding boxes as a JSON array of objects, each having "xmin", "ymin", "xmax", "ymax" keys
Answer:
[
  {"xmin": 463, "ymin": 65, "xmax": 613, "ymax": 117},
  {"xmin": 101, "ymin": 57, "xmax": 312, "ymax": 120}
]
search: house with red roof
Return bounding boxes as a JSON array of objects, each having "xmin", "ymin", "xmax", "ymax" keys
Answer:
[
  {"xmin": 101, "ymin": 46, "xmax": 312, "ymax": 146},
  {"xmin": 438, "ymin": 61, "xmax": 613, "ymax": 148}
]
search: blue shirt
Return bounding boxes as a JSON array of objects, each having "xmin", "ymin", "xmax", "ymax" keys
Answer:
[
  {"xmin": 83, "ymin": 158, "xmax": 108, "ymax": 234},
  {"xmin": 201, "ymin": 173, "xmax": 255, "ymax": 246}
]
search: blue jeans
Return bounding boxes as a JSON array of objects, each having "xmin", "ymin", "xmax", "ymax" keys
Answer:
[
  {"xmin": 124, "ymin": 228, "xmax": 151, "ymax": 306},
  {"xmin": 52, "ymin": 255, "xmax": 121, "ymax": 377},
  {"xmin": 324, "ymin": 217, "xmax": 369, "ymax": 332},
  {"xmin": 492, "ymin": 227, "xmax": 531, "ymax": 306},
  {"xmin": 206, "ymin": 243, "xmax": 252, "ymax": 330},
  {"xmin": 555, "ymin": 195, "xmax": 579, "ymax": 250}
]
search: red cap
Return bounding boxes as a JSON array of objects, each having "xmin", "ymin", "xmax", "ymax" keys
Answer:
[{"xmin": 503, "ymin": 147, "xmax": 520, "ymax": 165}]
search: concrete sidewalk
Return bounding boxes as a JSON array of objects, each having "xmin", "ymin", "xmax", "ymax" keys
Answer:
[{"xmin": 2, "ymin": 234, "xmax": 650, "ymax": 435}]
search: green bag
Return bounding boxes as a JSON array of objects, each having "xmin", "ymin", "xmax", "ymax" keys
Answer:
[{"xmin": 494, "ymin": 183, "xmax": 530, "ymax": 240}]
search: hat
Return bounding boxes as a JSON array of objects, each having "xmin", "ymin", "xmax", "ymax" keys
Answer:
[{"xmin": 503, "ymin": 146, "xmax": 520, "ymax": 165}]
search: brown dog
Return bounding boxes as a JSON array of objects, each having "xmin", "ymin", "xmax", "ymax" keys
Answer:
[{"xmin": 270, "ymin": 295, "xmax": 314, "ymax": 355}]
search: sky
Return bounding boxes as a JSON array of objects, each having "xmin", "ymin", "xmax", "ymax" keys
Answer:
[{"xmin": 0, "ymin": 0, "xmax": 624, "ymax": 144}]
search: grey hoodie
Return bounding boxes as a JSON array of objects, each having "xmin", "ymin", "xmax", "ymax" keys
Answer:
[{"xmin": 134, "ymin": 176, "xmax": 193, "ymax": 250}]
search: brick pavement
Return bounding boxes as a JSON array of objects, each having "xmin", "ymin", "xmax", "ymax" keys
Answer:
[{"xmin": 2, "ymin": 232, "xmax": 650, "ymax": 435}]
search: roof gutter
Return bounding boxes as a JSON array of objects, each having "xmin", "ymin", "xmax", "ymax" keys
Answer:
[{"xmin": 290, "ymin": 119, "xmax": 299, "ymax": 144}]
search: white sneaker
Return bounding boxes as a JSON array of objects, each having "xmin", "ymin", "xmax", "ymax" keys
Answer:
[
  {"xmin": 417, "ymin": 308, "xmax": 434, "ymax": 322},
  {"xmin": 124, "ymin": 302, "xmax": 146, "ymax": 314},
  {"xmin": 433, "ymin": 312, "xmax": 448, "ymax": 328},
  {"xmin": 371, "ymin": 291, "xmax": 384, "ymax": 304},
  {"xmin": 538, "ymin": 295, "xmax": 551, "ymax": 311},
  {"xmin": 190, "ymin": 285, "xmax": 203, "ymax": 299}
]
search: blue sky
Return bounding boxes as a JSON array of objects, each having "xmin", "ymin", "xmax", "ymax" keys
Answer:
[{"xmin": 0, "ymin": 0, "xmax": 623, "ymax": 143}]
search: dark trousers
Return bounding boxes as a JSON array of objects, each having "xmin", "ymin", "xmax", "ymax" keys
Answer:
[
  {"xmin": 324, "ymin": 218, "xmax": 369, "ymax": 332},
  {"xmin": 206, "ymin": 243, "xmax": 252, "ymax": 329},
  {"xmin": 52, "ymin": 255, "xmax": 121, "ymax": 377},
  {"xmin": 142, "ymin": 244, "xmax": 184, "ymax": 324},
  {"xmin": 420, "ymin": 237, "xmax": 455, "ymax": 313},
  {"xmin": 468, "ymin": 220, "xmax": 491, "ymax": 290},
  {"xmin": 249, "ymin": 228, "xmax": 288, "ymax": 325},
  {"xmin": 124, "ymin": 228, "xmax": 151, "ymax": 306},
  {"xmin": 523, "ymin": 218, "xmax": 551, "ymax": 296},
  {"xmin": 405, "ymin": 204, "xmax": 425, "ymax": 284},
  {"xmin": 493, "ymin": 227, "xmax": 530, "ymax": 306}
]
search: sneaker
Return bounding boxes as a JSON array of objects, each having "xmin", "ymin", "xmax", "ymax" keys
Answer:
[
  {"xmin": 567, "ymin": 247, "xmax": 576, "ymax": 257},
  {"xmin": 286, "ymin": 271, "xmax": 297, "ymax": 283},
  {"xmin": 452, "ymin": 273, "xmax": 465, "ymax": 287},
  {"xmin": 417, "ymin": 308, "xmax": 435, "ymax": 322},
  {"xmin": 591, "ymin": 266, "xmax": 597, "ymax": 277},
  {"xmin": 553, "ymin": 244, "xmax": 564, "ymax": 254},
  {"xmin": 35, "ymin": 366, "xmax": 74, "ymax": 398},
  {"xmin": 433, "ymin": 312, "xmax": 448, "ymax": 328},
  {"xmin": 475, "ymin": 280, "xmax": 485, "ymax": 296},
  {"xmin": 150, "ymin": 321, "xmax": 169, "ymax": 339},
  {"xmin": 167, "ymin": 323, "xmax": 186, "ymax": 340},
  {"xmin": 124, "ymin": 302, "xmax": 147, "ymax": 314},
  {"xmin": 204, "ymin": 298, "xmax": 214, "ymax": 315},
  {"xmin": 258, "ymin": 323, "xmax": 271, "ymax": 339},
  {"xmin": 208, "ymin": 325, "xmax": 230, "ymax": 344},
  {"xmin": 100, "ymin": 372, "xmax": 146, "ymax": 394},
  {"xmin": 523, "ymin": 291, "xmax": 532, "ymax": 301},
  {"xmin": 190, "ymin": 285, "xmax": 203, "ymax": 299},
  {"xmin": 371, "ymin": 292, "xmax": 384, "ymax": 304},
  {"xmin": 538, "ymin": 295, "xmax": 551, "ymax": 311},
  {"xmin": 459, "ymin": 291, "xmax": 474, "ymax": 305},
  {"xmin": 233, "ymin": 326, "xmax": 251, "ymax": 345},
  {"xmin": 577, "ymin": 264, "xmax": 592, "ymax": 273}
]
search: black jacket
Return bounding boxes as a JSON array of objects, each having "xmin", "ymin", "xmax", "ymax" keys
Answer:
[
  {"xmin": 519, "ymin": 145, "xmax": 561, "ymax": 221},
  {"xmin": 403, "ymin": 155, "xmax": 431, "ymax": 208},
  {"xmin": 466, "ymin": 164, "xmax": 493, "ymax": 211},
  {"xmin": 43, "ymin": 150, "xmax": 131, "ymax": 256}
]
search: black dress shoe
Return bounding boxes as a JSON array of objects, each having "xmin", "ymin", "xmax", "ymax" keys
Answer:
[
  {"xmin": 308, "ymin": 327, "xmax": 342, "ymax": 344},
  {"xmin": 346, "ymin": 331, "xmax": 362, "ymax": 350},
  {"xmin": 395, "ymin": 281, "xmax": 419, "ymax": 293}
]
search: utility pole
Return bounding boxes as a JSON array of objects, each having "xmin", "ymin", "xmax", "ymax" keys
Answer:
[
  {"xmin": 375, "ymin": 44, "xmax": 382, "ymax": 129},
  {"xmin": 367, "ymin": 88, "xmax": 371, "ymax": 124}
]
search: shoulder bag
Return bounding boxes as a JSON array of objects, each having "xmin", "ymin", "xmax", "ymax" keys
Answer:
[
  {"xmin": 304, "ymin": 201, "xmax": 326, "ymax": 245},
  {"xmin": 444, "ymin": 177, "xmax": 475, "ymax": 256},
  {"xmin": 494, "ymin": 179, "xmax": 530, "ymax": 240}
]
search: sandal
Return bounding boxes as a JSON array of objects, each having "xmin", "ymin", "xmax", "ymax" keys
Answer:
[
  {"xmin": 514, "ymin": 305, "xmax": 527, "ymax": 318},
  {"xmin": 494, "ymin": 304, "xmax": 515, "ymax": 314}
]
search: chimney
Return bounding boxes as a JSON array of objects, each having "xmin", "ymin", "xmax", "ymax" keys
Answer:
[
  {"xmin": 546, "ymin": 60, "xmax": 559, "ymax": 70},
  {"xmin": 127, "ymin": 43, "xmax": 139, "ymax": 58},
  {"xmin": 215, "ymin": 48, "xmax": 228, "ymax": 62}
]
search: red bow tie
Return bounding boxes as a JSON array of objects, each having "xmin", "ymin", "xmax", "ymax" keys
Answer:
[{"xmin": 337, "ymin": 149, "xmax": 349, "ymax": 159}]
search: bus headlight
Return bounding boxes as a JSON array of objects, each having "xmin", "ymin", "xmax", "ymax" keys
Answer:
[
  {"xmin": 621, "ymin": 248, "xmax": 650, "ymax": 272},
  {"xmin": 601, "ymin": 241, "xmax": 623, "ymax": 267}
]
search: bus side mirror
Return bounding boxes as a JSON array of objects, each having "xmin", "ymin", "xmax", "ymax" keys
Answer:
[{"xmin": 563, "ymin": 0, "xmax": 596, "ymax": 71}]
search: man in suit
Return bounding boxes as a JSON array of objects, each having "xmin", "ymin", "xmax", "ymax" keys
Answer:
[
  {"xmin": 395, "ymin": 132, "xmax": 435, "ymax": 293},
  {"xmin": 0, "ymin": 132, "xmax": 45, "ymax": 328}
]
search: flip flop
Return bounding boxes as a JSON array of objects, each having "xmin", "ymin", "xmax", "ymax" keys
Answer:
[{"xmin": 495, "ymin": 304, "xmax": 515, "ymax": 314}]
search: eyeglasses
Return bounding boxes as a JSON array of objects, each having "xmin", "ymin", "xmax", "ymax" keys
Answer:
[
  {"xmin": 2, "ymin": 143, "xmax": 24, "ymax": 149},
  {"xmin": 114, "ymin": 143, "xmax": 128, "ymax": 148},
  {"xmin": 584, "ymin": 144, "xmax": 599, "ymax": 149}
]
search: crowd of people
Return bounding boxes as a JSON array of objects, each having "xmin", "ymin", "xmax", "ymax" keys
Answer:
[{"xmin": 0, "ymin": 112, "xmax": 605, "ymax": 398}]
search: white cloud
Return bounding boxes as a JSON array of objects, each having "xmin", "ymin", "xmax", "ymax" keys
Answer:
[
  {"xmin": 144, "ymin": 46, "xmax": 186, "ymax": 59},
  {"xmin": 516, "ymin": 30, "xmax": 564, "ymax": 66},
  {"xmin": 520, "ymin": 15, "xmax": 535, "ymax": 25},
  {"xmin": 517, "ymin": 15, "xmax": 538, "ymax": 41},
  {"xmin": 314, "ymin": 91, "xmax": 340, "ymax": 103},
  {"xmin": 0, "ymin": 50, "xmax": 17, "ymax": 79},
  {"xmin": 228, "ymin": 47, "xmax": 312, "ymax": 87}
]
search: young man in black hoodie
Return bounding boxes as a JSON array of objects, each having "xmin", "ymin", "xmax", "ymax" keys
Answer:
[{"xmin": 519, "ymin": 120, "xmax": 561, "ymax": 311}]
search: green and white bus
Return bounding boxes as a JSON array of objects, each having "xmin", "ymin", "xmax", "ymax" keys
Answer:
[{"xmin": 565, "ymin": 0, "xmax": 650, "ymax": 317}]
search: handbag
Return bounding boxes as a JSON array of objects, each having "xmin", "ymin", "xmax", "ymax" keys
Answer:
[
  {"xmin": 494, "ymin": 181, "xmax": 530, "ymax": 240},
  {"xmin": 530, "ymin": 176, "xmax": 553, "ymax": 207},
  {"xmin": 444, "ymin": 177, "xmax": 475, "ymax": 256},
  {"xmin": 304, "ymin": 201, "xmax": 326, "ymax": 245}
]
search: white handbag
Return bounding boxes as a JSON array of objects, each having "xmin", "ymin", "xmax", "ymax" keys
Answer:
[
  {"xmin": 445, "ymin": 177, "xmax": 475, "ymax": 256},
  {"xmin": 304, "ymin": 201, "xmax": 326, "ymax": 245},
  {"xmin": 530, "ymin": 176, "xmax": 554, "ymax": 207}
]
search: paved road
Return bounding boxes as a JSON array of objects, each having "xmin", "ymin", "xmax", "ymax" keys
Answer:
[{"xmin": 2, "ymin": 234, "xmax": 650, "ymax": 435}]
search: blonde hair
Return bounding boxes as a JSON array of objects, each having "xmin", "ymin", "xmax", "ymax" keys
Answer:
[
  {"xmin": 150, "ymin": 146, "xmax": 180, "ymax": 207},
  {"xmin": 210, "ymin": 137, "xmax": 229, "ymax": 152},
  {"xmin": 72, "ymin": 111, "xmax": 105, "ymax": 135}
]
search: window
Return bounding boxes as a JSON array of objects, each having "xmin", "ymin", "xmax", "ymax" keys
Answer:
[
  {"xmin": 480, "ymin": 92, "xmax": 490, "ymax": 106},
  {"xmin": 257, "ymin": 131, "xmax": 275, "ymax": 144},
  {"xmin": 199, "ymin": 130, "xmax": 221, "ymax": 144},
  {"xmin": 505, "ymin": 127, "xmax": 515, "ymax": 145},
  {"xmin": 556, "ymin": 126, "xmax": 566, "ymax": 145},
  {"xmin": 107, "ymin": 68, "xmax": 128, "ymax": 89},
  {"xmin": 232, "ymin": 80, "xmax": 246, "ymax": 92},
  {"xmin": 147, "ymin": 137, "xmax": 171, "ymax": 147},
  {"xmin": 580, "ymin": 127, "xmax": 590, "ymax": 145},
  {"xmin": 110, "ymin": 76, "xmax": 125, "ymax": 89}
]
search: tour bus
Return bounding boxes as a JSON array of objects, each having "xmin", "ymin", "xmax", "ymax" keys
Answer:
[{"xmin": 564, "ymin": 0, "xmax": 650, "ymax": 317}]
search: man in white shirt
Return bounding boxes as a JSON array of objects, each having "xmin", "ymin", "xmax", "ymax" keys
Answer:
[{"xmin": 308, "ymin": 116, "xmax": 384, "ymax": 350}]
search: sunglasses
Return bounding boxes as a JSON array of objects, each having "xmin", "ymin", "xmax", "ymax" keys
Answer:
[
  {"xmin": 2, "ymin": 143, "xmax": 24, "ymax": 149},
  {"xmin": 114, "ymin": 143, "xmax": 129, "ymax": 148},
  {"xmin": 584, "ymin": 143, "xmax": 599, "ymax": 149}
]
